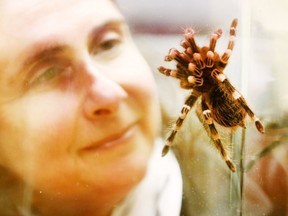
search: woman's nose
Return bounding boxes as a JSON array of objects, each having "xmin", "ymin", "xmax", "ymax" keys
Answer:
[{"xmin": 82, "ymin": 70, "xmax": 128, "ymax": 119}]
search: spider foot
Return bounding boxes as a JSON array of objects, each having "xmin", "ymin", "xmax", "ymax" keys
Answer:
[
  {"xmin": 159, "ymin": 66, "xmax": 178, "ymax": 77},
  {"xmin": 226, "ymin": 160, "xmax": 236, "ymax": 172},
  {"xmin": 162, "ymin": 145, "xmax": 170, "ymax": 157},
  {"xmin": 158, "ymin": 66, "xmax": 171, "ymax": 76},
  {"xmin": 230, "ymin": 18, "xmax": 238, "ymax": 35},
  {"xmin": 255, "ymin": 120, "xmax": 265, "ymax": 134}
]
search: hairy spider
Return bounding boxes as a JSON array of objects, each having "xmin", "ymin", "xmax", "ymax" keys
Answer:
[{"xmin": 158, "ymin": 19, "xmax": 264, "ymax": 172}]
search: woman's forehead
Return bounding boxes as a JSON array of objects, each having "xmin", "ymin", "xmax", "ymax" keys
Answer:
[
  {"xmin": 0, "ymin": 0, "xmax": 122, "ymax": 47},
  {"xmin": 0, "ymin": 0, "xmax": 123, "ymax": 78}
]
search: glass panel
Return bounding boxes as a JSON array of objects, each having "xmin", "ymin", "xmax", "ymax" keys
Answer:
[{"xmin": 117, "ymin": 0, "xmax": 288, "ymax": 215}]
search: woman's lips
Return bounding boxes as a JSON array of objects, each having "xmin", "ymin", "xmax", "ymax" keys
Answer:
[{"xmin": 81, "ymin": 124, "xmax": 137, "ymax": 152}]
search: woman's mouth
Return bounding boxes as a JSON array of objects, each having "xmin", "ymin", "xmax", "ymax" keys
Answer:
[{"xmin": 81, "ymin": 123, "xmax": 137, "ymax": 153}]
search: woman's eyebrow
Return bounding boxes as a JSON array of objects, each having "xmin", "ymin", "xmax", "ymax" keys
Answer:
[
  {"xmin": 22, "ymin": 20, "xmax": 125, "ymax": 68},
  {"xmin": 22, "ymin": 42, "xmax": 70, "ymax": 69}
]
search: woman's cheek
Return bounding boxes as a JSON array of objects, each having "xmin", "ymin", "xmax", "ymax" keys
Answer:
[
  {"xmin": 0, "ymin": 91, "xmax": 78, "ymax": 165},
  {"xmin": 22, "ymin": 92, "xmax": 78, "ymax": 132}
]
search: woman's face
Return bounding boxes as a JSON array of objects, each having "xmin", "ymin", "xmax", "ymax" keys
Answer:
[{"xmin": 0, "ymin": 0, "xmax": 161, "ymax": 210}]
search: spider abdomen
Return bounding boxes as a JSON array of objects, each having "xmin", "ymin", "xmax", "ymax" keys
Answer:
[{"xmin": 207, "ymin": 87, "xmax": 246, "ymax": 128}]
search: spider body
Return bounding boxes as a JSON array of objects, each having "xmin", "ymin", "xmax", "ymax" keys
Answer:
[
  {"xmin": 207, "ymin": 86, "xmax": 246, "ymax": 128},
  {"xmin": 158, "ymin": 19, "xmax": 264, "ymax": 172}
]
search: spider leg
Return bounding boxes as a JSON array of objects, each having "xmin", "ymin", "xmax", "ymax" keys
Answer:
[
  {"xmin": 209, "ymin": 28, "xmax": 222, "ymax": 52},
  {"xmin": 220, "ymin": 18, "xmax": 238, "ymax": 68},
  {"xmin": 158, "ymin": 66, "xmax": 186, "ymax": 81},
  {"xmin": 237, "ymin": 96, "xmax": 265, "ymax": 133},
  {"xmin": 212, "ymin": 70, "xmax": 265, "ymax": 133},
  {"xmin": 158, "ymin": 48, "xmax": 195, "ymax": 82},
  {"xmin": 225, "ymin": 81, "xmax": 264, "ymax": 133},
  {"xmin": 162, "ymin": 90, "xmax": 200, "ymax": 156},
  {"xmin": 201, "ymin": 100, "xmax": 236, "ymax": 172},
  {"xmin": 205, "ymin": 28, "xmax": 223, "ymax": 68},
  {"xmin": 183, "ymin": 28, "xmax": 199, "ymax": 54}
]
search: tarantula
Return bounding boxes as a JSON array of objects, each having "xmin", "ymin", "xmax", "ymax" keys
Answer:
[{"xmin": 158, "ymin": 19, "xmax": 264, "ymax": 172}]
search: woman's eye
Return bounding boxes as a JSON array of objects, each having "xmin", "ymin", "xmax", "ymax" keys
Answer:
[
  {"xmin": 91, "ymin": 31, "xmax": 122, "ymax": 58},
  {"xmin": 29, "ymin": 67, "xmax": 59, "ymax": 87},
  {"xmin": 29, "ymin": 65, "xmax": 71, "ymax": 87},
  {"xmin": 99, "ymin": 39, "xmax": 119, "ymax": 52},
  {"xmin": 35, "ymin": 67, "xmax": 58, "ymax": 82}
]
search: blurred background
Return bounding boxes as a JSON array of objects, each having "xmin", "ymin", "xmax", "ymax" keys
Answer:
[
  {"xmin": 116, "ymin": 0, "xmax": 288, "ymax": 215},
  {"xmin": 116, "ymin": 0, "xmax": 288, "ymax": 115}
]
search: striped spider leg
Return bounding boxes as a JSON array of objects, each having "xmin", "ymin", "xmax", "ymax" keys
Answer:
[{"xmin": 161, "ymin": 90, "xmax": 200, "ymax": 156}]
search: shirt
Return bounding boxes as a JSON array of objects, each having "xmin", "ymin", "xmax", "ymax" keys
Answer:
[{"xmin": 112, "ymin": 139, "xmax": 183, "ymax": 216}]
